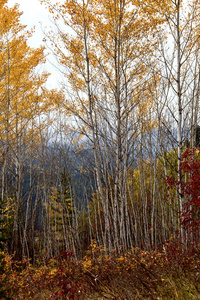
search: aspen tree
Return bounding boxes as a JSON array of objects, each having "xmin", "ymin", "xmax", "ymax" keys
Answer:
[
  {"xmin": 0, "ymin": 1, "xmax": 52, "ymax": 257},
  {"xmin": 137, "ymin": 0, "xmax": 200, "ymax": 244},
  {"xmin": 42, "ymin": 0, "xmax": 165, "ymax": 252}
]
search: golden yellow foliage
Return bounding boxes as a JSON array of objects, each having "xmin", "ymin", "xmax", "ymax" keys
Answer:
[{"xmin": 0, "ymin": 1, "xmax": 53, "ymax": 164}]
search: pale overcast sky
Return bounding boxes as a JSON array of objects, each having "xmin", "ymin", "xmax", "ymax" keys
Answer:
[
  {"xmin": 7, "ymin": 0, "xmax": 64, "ymax": 88},
  {"xmin": 8, "ymin": 0, "xmax": 52, "ymax": 47}
]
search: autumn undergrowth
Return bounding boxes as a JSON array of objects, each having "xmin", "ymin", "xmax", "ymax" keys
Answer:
[{"xmin": 1, "ymin": 239, "xmax": 200, "ymax": 300}]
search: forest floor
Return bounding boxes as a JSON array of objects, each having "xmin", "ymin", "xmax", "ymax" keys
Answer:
[{"xmin": 1, "ymin": 241, "xmax": 200, "ymax": 299}]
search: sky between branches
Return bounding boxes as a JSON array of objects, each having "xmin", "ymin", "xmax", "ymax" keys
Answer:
[{"xmin": 7, "ymin": 0, "xmax": 64, "ymax": 88}]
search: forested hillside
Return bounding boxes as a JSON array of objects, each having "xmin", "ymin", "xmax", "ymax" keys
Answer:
[{"xmin": 1, "ymin": 0, "xmax": 200, "ymax": 298}]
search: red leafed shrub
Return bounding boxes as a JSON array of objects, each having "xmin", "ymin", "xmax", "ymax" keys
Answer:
[
  {"xmin": 166, "ymin": 148, "xmax": 200, "ymax": 238},
  {"xmin": 49, "ymin": 251, "xmax": 86, "ymax": 300},
  {"xmin": 49, "ymin": 279, "xmax": 85, "ymax": 300},
  {"xmin": 180, "ymin": 148, "xmax": 200, "ymax": 233}
]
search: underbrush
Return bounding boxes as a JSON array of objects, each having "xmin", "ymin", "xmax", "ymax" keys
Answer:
[{"xmin": 1, "ymin": 240, "xmax": 200, "ymax": 299}]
